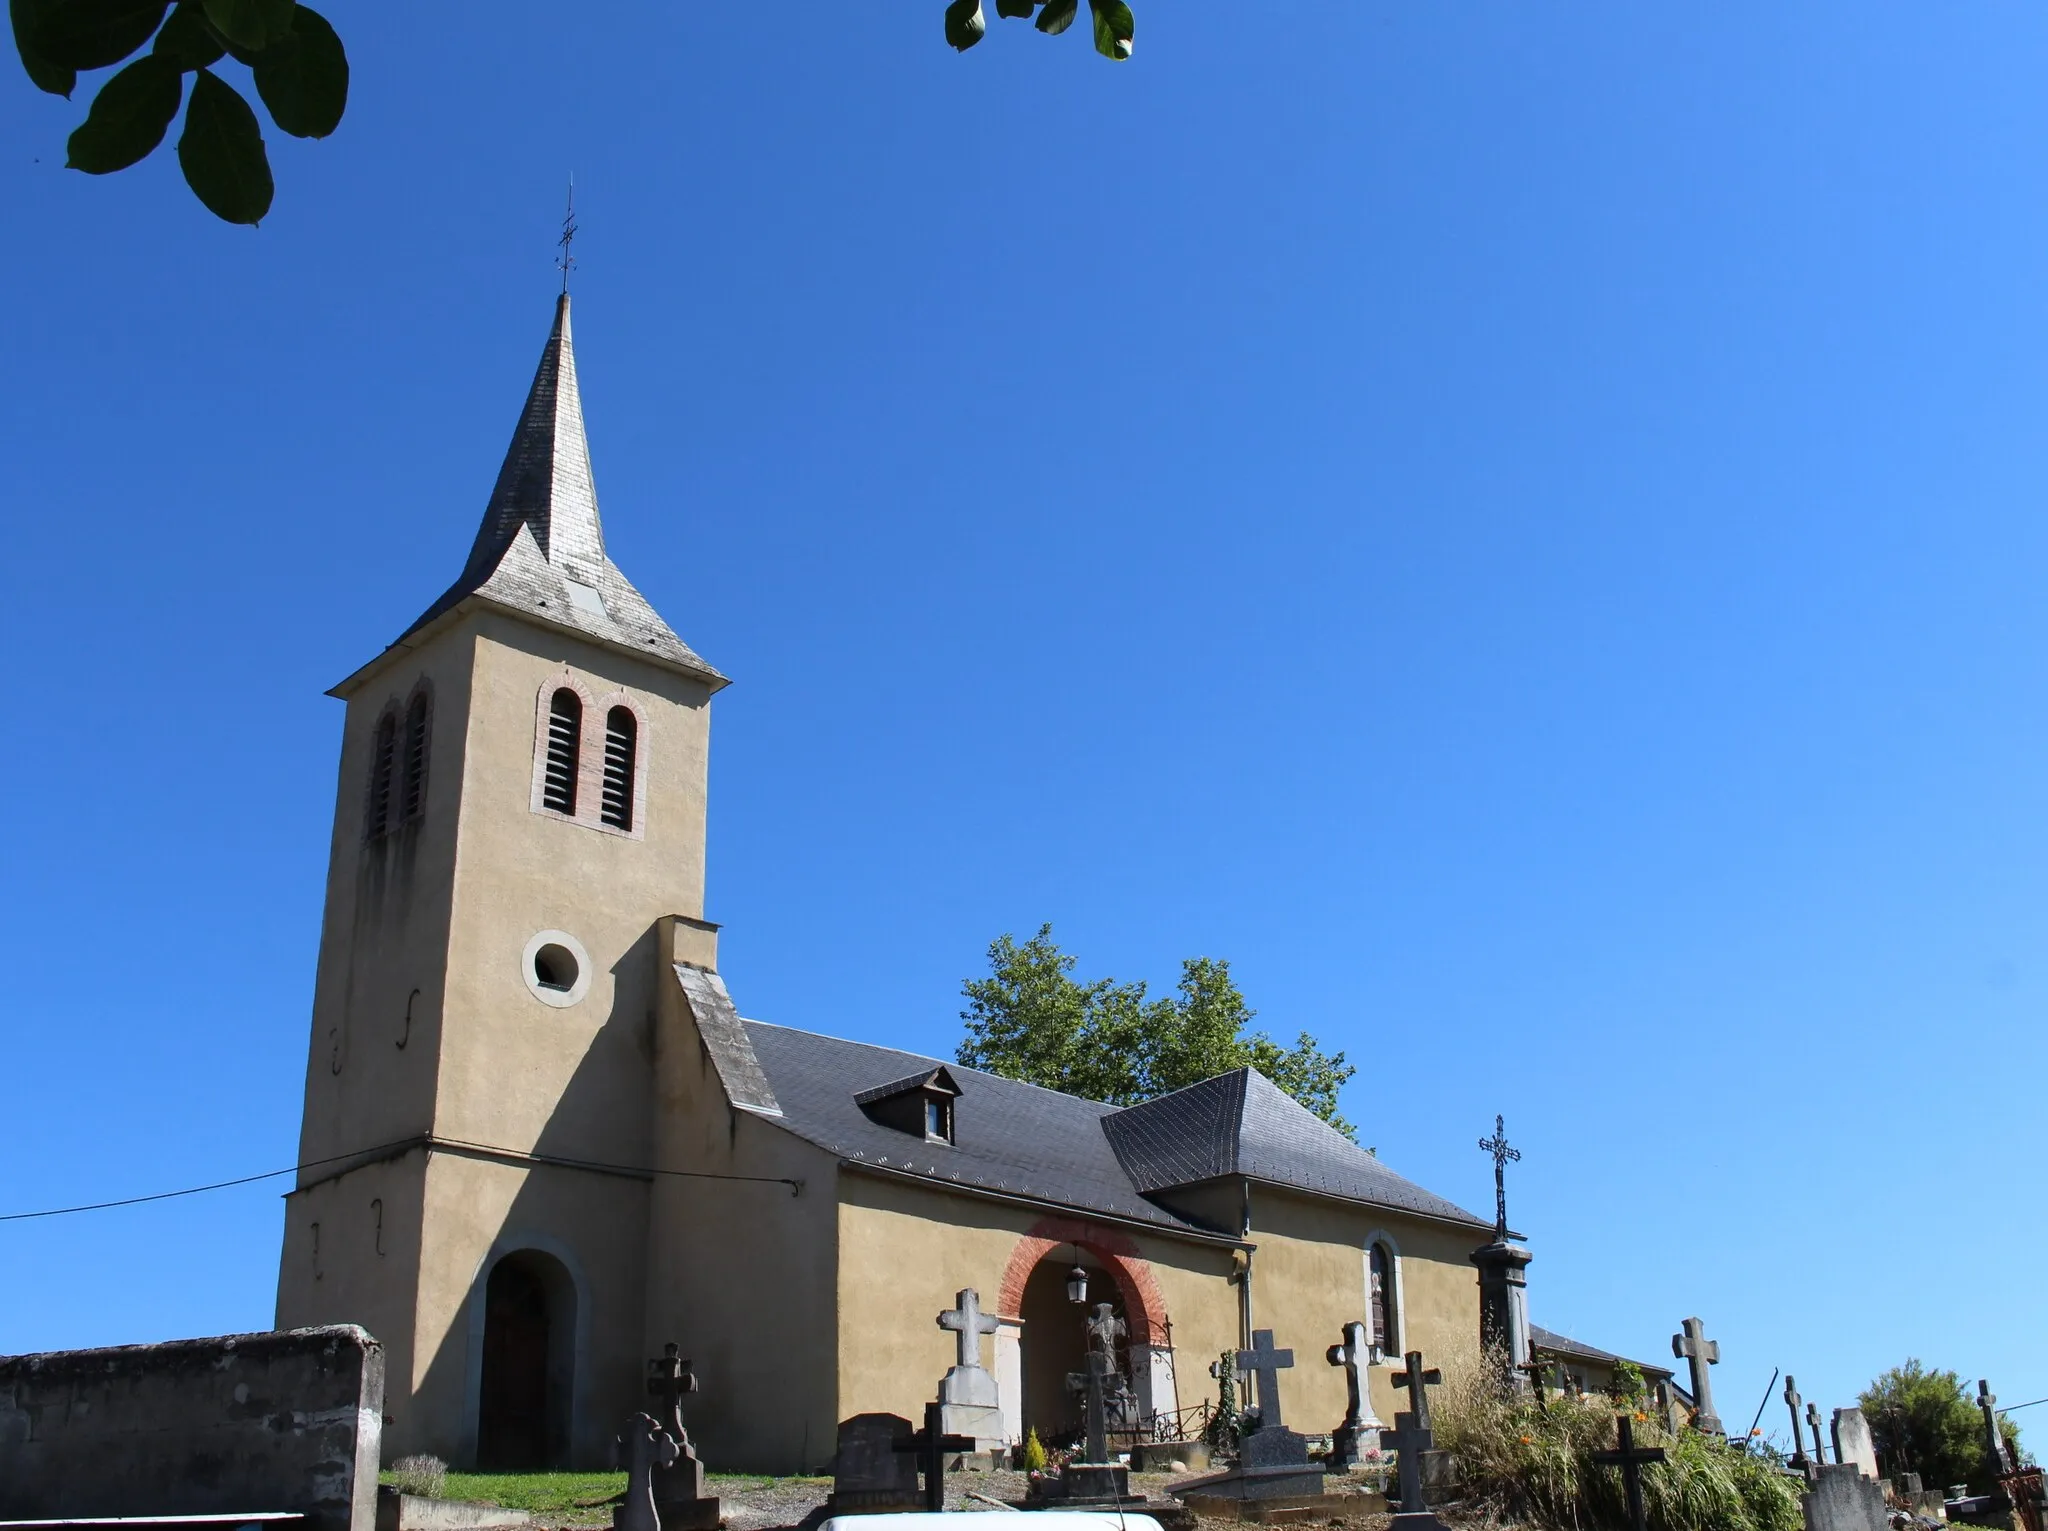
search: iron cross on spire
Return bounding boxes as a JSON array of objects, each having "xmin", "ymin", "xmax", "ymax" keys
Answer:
[
  {"xmin": 1479, "ymin": 1114, "xmax": 1520, "ymax": 1239},
  {"xmin": 556, "ymin": 177, "xmax": 578, "ymax": 295}
]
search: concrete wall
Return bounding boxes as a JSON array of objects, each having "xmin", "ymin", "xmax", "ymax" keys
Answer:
[{"xmin": 0, "ymin": 1326, "xmax": 383, "ymax": 1531}]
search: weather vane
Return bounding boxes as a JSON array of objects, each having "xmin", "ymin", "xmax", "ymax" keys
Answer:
[
  {"xmin": 1478, "ymin": 1114, "xmax": 1520, "ymax": 1240},
  {"xmin": 556, "ymin": 177, "xmax": 578, "ymax": 295}
]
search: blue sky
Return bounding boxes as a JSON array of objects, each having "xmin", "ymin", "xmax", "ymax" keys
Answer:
[{"xmin": 5, "ymin": 0, "xmax": 2047, "ymax": 1451}]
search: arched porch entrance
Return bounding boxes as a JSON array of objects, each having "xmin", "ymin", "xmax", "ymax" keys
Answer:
[
  {"xmin": 997, "ymin": 1218, "xmax": 1177, "ymax": 1448},
  {"xmin": 475, "ymin": 1248, "xmax": 577, "ymax": 1468}
]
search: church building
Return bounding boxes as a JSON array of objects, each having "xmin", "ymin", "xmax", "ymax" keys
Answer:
[{"xmin": 275, "ymin": 295, "xmax": 1520, "ymax": 1473}]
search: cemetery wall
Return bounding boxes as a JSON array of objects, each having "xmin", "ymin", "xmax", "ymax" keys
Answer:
[
  {"xmin": 1244, "ymin": 1185, "xmax": 1487, "ymax": 1426},
  {"xmin": 0, "ymin": 1325, "xmax": 383, "ymax": 1531},
  {"xmin": 836, "ymin": 1169, "xmax": 1240, "ymax": 1436}
]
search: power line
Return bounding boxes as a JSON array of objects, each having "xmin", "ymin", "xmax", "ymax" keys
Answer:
[{"xmin": 1, "ymin": 1136, "xmax": 801, "ymax": 1223}]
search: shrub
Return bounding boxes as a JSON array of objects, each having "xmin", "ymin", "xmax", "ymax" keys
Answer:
[
  {"xmin": 388, "ymin": 1456, "xmax": 449, "ymax": 1499},
  {"xmin": 1862, "ymin": 1360, "xmax": 2027, "ymax": 1493},
  {"xmin": 1021, "ymin": 1427, "xmax": 1048, "ymax": 1473},
  {"xmin": 1431, "ymin": 1358, "xmax": 1801, "ymax": 1531}
]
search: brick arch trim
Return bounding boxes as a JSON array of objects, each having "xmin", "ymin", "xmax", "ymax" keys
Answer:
[{"xmin": 996, "ymin": 1216, "xmax": 1170, "ymax": 1347}]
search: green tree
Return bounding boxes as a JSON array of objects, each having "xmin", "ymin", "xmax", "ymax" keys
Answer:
[
  {"xmin": 1860, "ymin": 1360, "xmax": 2026, "ymax": 1492},
  {"xmin": 944, "ymin": 0, "xmax": 1134, "ymax": 61},
  {"xmin": 956, "ymin": 924, "xmax": 1356, "ymax": 1135}
]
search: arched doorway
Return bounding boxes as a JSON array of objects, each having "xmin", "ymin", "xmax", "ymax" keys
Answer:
[
  {"xmin": 1018, "ymin": 1251, "xmax": 1128, "ymax": 1449},
  {"xmin": 476, "ymin": 1249, "xmax": 576, "ymax": 1468}
]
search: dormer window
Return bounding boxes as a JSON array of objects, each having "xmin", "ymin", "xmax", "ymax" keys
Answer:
[{"xmin": 856, "ymin": 1067, "xmax": 962, "ymax": 1146}]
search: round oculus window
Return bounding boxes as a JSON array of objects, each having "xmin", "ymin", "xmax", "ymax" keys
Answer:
[{"xmin": 522, "ymin": 929, "xmax": 592, "ymax": 1008}]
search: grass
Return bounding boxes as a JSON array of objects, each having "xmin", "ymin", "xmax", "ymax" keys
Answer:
[
  {"xmin": 376, "ymin": 1469, "xmax": 832, "ymax": 1525},
  {"xmin": 1430, "ymin": 1360, "xmax": 1804, "ymax": 1531}
]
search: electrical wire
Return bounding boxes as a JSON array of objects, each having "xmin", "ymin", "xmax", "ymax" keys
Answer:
[{"xmin": 0, "ymin": 1135, "xmax": 801, "ymax": 1223}]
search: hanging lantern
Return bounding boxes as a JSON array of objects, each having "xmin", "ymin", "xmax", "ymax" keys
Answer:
[{"xmin": 1066, "ymin": 1263, "xmax": 1089, "ymax": 1305}]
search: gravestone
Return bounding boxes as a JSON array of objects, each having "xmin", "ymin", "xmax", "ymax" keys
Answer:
[
  {"xmin": 893, "ymin": 1401, "xmax": 975, "ymax": 1513},
  {"xmin": 1804, "ymin": 1464, "xmax": 1891, "ymax": 1531},
  {"xmin": 1834, "ymin": 1409, "xmax": 1878, "ymax": 1480},
  {"xmin": 1655, "ymin": 1379, "xmax": 1682, "ymax": 1435},
  {"xmin": 828, "ymin": 1413, "xmax": 924, "ymax": 1514},
  {"xmin": 0, "ymin": 1325, "xmax": 382, "ymax": 1531},
  {"xmin": 1671, "ymin": 1318, "xmax": 1725, "ymax": 1436},
  {"xmin": 1810, "ymin": 1403, "xmax": 1834, "ymax": 1467},
  {"xmin": 613, "ymin": 1414, "xmax": 679, "ymax": 1531},
  {"xmin": 1173, "ymin": 1331, "xmax": 1329, "ymax": 1507},
  {"xmin": 642, "ymin": 1345, "xmax": 719, "ymax": 1529},
  {"xmin": 1786, "ymin": 1377, "xmax": 1812, "ymax": 1472},
  {"xmin": 1517, "ymin": 1355, "xmax": 1551, "ymax": 1412},
  {"xmin": 1057, "ymin": 1350, "xmax": 1137, "ymax": 1506},
  {"xmin": 934, "ymin": 1289, "xmax": 1004, "ymax": 1449},
  {"xmin": 1981, "ymin": 1382, "xmax": 2015, "ymax": 1479},
  {"xmin": 1593, "ymin": 1414, "xmax": 1668, "ymax": 1531},
  {"xmin": 1326, "ymin": 1321, "xmax": 1382, "ymax": 1471}
]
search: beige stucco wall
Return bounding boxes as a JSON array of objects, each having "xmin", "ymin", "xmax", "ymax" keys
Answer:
[
  {"xmin": 1241, "ymin": 1183, "xmax": 1488, "ymax": 1429},
  {"xmin": 834, "ymin": 1170, "xmax": 1242, "ymax": 1443}
]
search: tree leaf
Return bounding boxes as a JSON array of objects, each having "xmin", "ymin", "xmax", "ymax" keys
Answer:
[
  {"xmin": 1089, "ymin": 0, "xmax": 1132, "ymax": 59},
  {"xmin": 994, "ymin": 0, "xmax": 1035, "ymax": 17},
  {"xmin": 1034, "ymin": 0, "xmax": 1076, "ymax": 35},
  {"xmin": 252, "ymin": 5, "xmax": 345, "ymax": 137},
  {"xmin": 943, "ymin": 0, "xmax": 984, "ymax": 51},
  {"xmin": 198, "ymin": 0, "xmax": 289, "ymax": 51},
  {"xmin": 151, "ymin": 3, "xmax": 223, "ymax": 67},
  {"xmin": 11, "ymin": 0, "xmax": 76, "ymax": 94},
  {"xmin": 178, "ymin": 67, "xmax": 271, "ymax": 224},
  {"xmin": 66, "ymin": 51, "xmax": 181, "ymax": 172},
  {"xmin": 31, "ymin": 0, "xmax": 169, "ymax": 71}
]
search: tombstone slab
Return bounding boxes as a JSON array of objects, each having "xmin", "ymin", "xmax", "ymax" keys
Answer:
[
  {"xmin": 1833, "ymin": 1410, "xmax": 1879, "ymax": 1481},
  {"xmin": 1804, "ymin": 1463, "xmax": 1892, "ymax": 1531},
  {"xmin": 614, "ymin": 1414, "xmax": 679, "ymax": 1531},
  {"xmin": 828, "ymin": 1413, "xmax": 924, "ymax": 1514}
]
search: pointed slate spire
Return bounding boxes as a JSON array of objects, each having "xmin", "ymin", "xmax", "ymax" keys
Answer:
[
  {"xmin": 395, "ymin": 295, "xmax": 725, "ymax": 688},
  {"xmin": 460, "ymin": 292, "xmax": 606, "ymax": 586}
]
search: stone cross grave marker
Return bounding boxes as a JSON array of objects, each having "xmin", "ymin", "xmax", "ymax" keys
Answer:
[
  {"xmin": 614, "ymin": 1414, "xmax": 680, "ymax": 1531},
  {"xmin": 1833, "ymin": 1409, "xmax": 1879, "ymax": 1480},
  {"xmin": 1808, "ymin": 1402, "xmax": 1832, "ymax": 1467},
  {"xmin": 1236, "ymin": 1329, "xmax": 1296, "ymax": 1430},
  {"xmin": 1784, "ymin": 1376, "xmax": 1810, "ymax": 1470},
  {"xmin": 1068, "ymin": 1348, "xmax": 1118, "ymax": 1465},
  {"xmin": 1655, "ymin": 1379, "xmax": 1680, "ymax": 1435},
  {"xmin": 935, "ymin": 1287, "xmax": 1003, "ymax": 1446},
  {"xmin": 1393, "ymin": 1350, "xmax": 1444, "ymax": 1426},
  {"xmin": 1671, "ymin": 1318, "xmax": 1724, "ymax": 1435},
  {"xmin": 1327, "ymin": 1321, "xmax": 1373, "ymax": 1468},
  {"xmin": 1592, "ymin": 1414, "xmax": 1668, "ymax": 1531},
  {"xmin": 647, "ymin": 1344, "xmax": 698, "ymax": 1445},
  {"xmin": 1979, "ymin": 1381, "xmax": 2013, "ymax": 1477},
  {"xmin": 892, "ymin": 1401, "xmax": 975, "ymax": 1514}
]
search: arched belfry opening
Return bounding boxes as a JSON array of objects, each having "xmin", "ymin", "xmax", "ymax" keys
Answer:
[{"xmin": 475, "ymin": 1249, "xmax": 577, "ymax": 1468}]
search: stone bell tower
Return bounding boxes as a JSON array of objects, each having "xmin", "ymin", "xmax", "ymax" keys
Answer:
[{"xmin": 276, "ymin": 294, "xmax": 728, "ymax": 1467}]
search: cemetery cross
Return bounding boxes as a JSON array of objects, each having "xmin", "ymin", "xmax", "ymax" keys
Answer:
[
  {"xmin": 1327, "ymin": 1321, "xmax": 1372, "ymax": 1470},
  {"xmin": 646, "ymin": 1343, "xmax": 698, "ymax": 1447},
  {"xmin": 1784, "ymin": 1376, "xmax": 1808, "ymax": 1469},
  {"xmin": 1236, "ymin": 1329, "xmax": 1297, "ymax": 1430},
  {"xmin": 1516, "ymin": 1355, "xmax": 1550, "ymax": 1412},
  {"xmin": 1393, "ymin": 1350, "xmax": 1445, "ymax": 1427},
  {"xmin": 1979, "ymin": 1381, "xmax": 2012, "ymax": 1477},
  {"xmin": 1670, "ymin": 1317, "xmax": 1725, "ymax": 1435},
  {"xmin": 1592, "ymin": 1413, "xmax": 1668, "ymax": 1531},
  {"xmin": 615, "ymin": 1413, "xmax": 681, "ymax": 1531},
  {"xmin": 1478, "ymin": 1114, "xmax": 1521, "ymax": 1239},
  {"xmin": 893, "ymin": 1401, "xmax": 976, "ymax": 1514},
  {"xmin": 1807, "ymin": 1402, "xmax": 1831, "ymax": 1466},
  {"xmin": 1067, "ymin": 1348, "xmax": 1117, "ymax": 1465},
  {"xmin": 938, "ymin": 1288, "xmax": 1001, "ymax": 1371},
  {"xmin": 1377, "ymin": 1407, "xmax": 1435, "ymax": 1514}
]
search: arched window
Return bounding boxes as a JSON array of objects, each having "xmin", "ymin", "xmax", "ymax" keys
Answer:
[
  {"xmin": 543, "ymin": 689, "xmax": 581, "ymax": 815},
  {"xmin": 400, "ymin": 692, "xmax": 430, "ymax": 822},
  {"xmin": 601, "ymin": 707, "xmax": 636, "ymax": 830},
  {"xmin": 366, "ymin": 712, "xmax": 397, "ymax": 838},
  {"xmin": 1368, "ymin": 1242, "xmax": 1397, "ymax": 1356}
]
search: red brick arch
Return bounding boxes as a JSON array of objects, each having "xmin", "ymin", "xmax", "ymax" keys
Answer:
[{"xmin": 996, "ymin": 1216, "xmax": 1170, "ymax": 1346}]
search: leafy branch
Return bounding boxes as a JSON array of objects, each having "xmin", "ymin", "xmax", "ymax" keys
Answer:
[
  {"xmin": 944, "ymin": 0, "xmax": 1134, "ymax": 61},
  {"xmin": 11, "ymin": 0, "xmax": 348, "ymax": 224}
]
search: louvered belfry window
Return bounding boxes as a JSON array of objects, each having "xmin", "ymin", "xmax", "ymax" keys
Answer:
[
  {"xmin": 543, "ymin": 689, "xmax": 582, "ymax": 815},
  {"xmin": 367, "ymin": 712, "xmax": 398, "ymax": 838},
  {"xmin": 601, "ymin": 707, "xmax": 637, "ymax": 830},
  {"xmin": 400, "ymin": 693, "xmax": 430, "ymax": 822}
]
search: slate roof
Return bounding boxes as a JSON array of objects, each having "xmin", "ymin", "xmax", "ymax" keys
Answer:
[
  {"xmin": 1531, "ymin": 1324, "xmax": 1677, "ymax": 1383},
  {"xmin": 393, "ymin": 295, "xmax": 725, "ymax": 689},
  {"xmin": 740, "ymin": 1020, "xmax": 1490, "ymax": 1236},
  {"xmin": 1103, "ymin": 1070, "xmax": 1491, "ymax": 1229}
]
